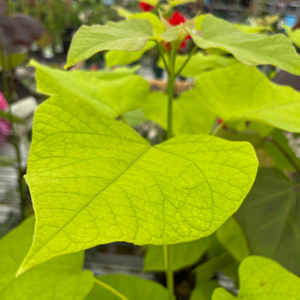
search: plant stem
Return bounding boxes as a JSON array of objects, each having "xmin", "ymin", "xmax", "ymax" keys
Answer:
[
  {"xmin": 164, "ymin": 244, "xmax": 174, "ymax": 300},
  {"xmin": 153, "ymin": 40, "xmax": 170, "ymax": 76},
  {"xmin": 212, "ymin": 122, "xmax": 224, "ymax": 136},
  {"xmin": 167, "ymin": 46, "xmax": 176, "ymax": 139},
  {"xmin": 94, "ymin": 278, "xmax": 129, "ymax": 300},
  {"xmin": 162, "ymin": 45, "xmax": 176, "ymax": 300},
  {"xmin": 0, "ymin": 33, "xmax": 27, "ymax": 220},
  {"xmin": 175, "ymin": 45, "xmax": 198, "ymax": 78}
]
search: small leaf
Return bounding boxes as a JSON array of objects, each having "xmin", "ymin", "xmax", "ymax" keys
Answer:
[
  {"xmin": 143, "ymin": 90, "xmax": 216, "ymax": 134},
  {"xmin": 213, "ymin": 256, "xmax": 300, "ymax": 300},
  {"xmin": 66, "ymin": 18, "xmax": 179, "ymax": 68},
  {"xmin": 190, "ymin": 280, "xmax": 220, "ymax": 300},
  {"xmin": 85, "ymin": 274, "xmax": 171, "ymax": 300},
  {"xmin": 194, "ymin": 252, "xmax": 235, "ymax": 283},
  {"xmin": 0, "ymin": 216, "xmax": 94, "ymax": 300},
  {"xmin": 30, "ymin": 59, "xmax": 149, "ymax": 118},
  {"xmin": 194, "ymin": 63, "xmax": 300, "ymax": 132},
  {"xmin": 235, "ymin": 168, "xmax": 300, "ymax": 274},
  {"xmin": 189, "ymin": 15, "xmax": 300, "ymax": 74},
  {"xmin": 20, "ymin": 94, "xmax": 257, "ymax": 272},
  {"xmin": 144, "ymin": 236, "xmax": 211, "ymax": 271},
  {"xmin": 66, "ymin": 19, "xmax": 153, "ymax": 68},
  {"xmin": 216, "ymin": 217, "xmax": 250, "ymax": 261}
]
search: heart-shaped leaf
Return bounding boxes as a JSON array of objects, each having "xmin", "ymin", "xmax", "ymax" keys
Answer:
[
  {"xmin": 213, "ymin": 256, "xmax": 300, "ymax": 300},
  {"xmin": 189, "ymin": 15, "xmax": 300, "ymax": 75},
  {"xmin": 0, "ymin": 216, "xmax": 94, "ymax": 300},
  {"xmin": 194, "ymin": 63, "xmax": 300, "ymax": 132},
  {"xmin": 30, "ymin": 60, "xmax": 149, "ymax": 118},
  {"xmin": 143, "ymin": 90, "xmax": 216, "ymax": 134},
  {"xmin": 19, "ymin": 94, "xmax": 257, "ymax": 273},
  {"xmin": 235, "ymin": 168, "xmax": 300, "ymax": 274}
]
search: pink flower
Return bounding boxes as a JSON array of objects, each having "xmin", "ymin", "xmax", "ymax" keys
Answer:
[{"xmin": 0, "ymin": 92, "xmax": 11, "ymax": 145}]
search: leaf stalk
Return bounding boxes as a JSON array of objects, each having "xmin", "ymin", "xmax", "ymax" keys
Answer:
[{"xmin": 94, "ymin": 278, "xmax": 130, "ymax": 300}]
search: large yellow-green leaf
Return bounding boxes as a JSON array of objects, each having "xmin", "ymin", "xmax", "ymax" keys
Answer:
[
  {"xmin": 143, "ymin": 90, "xmax": 216, "ymax": 134},
  {"xmin": 85, "ymin": 274, "xmax": 170, "ymax": 300},
  {"xmin": 66, "ymin": 18, "xmax": 179, "ymax": 68},
  {"xmin": 216, "ymin": 217, "xmax": 250, "ymax": 262},
  {"xmin": 194, "ymin": 63, "xmax": 300, "ymax": 132},
  {"xmin": 158, "ymin": 53, "xmax": 237, "ymax": 77},
  {"xmin": 30, "ymin": 60, "xmax": 149, "ymax": 118},
  {"xmin": 0, "ymin": 217, "xmax": 94, "ymax": 300},
  {"xmin": 213, "ymin": 256, "xmax": 300, "ymax": 300},
  {"xmin": 106, "ymin": 41, "xmax": 155, "ymax": 67},
  {"xmin": 189, "ymin": 15, "xmax": 300, "ymax": 74},
  {"xmin": 235, "ymin": 168, "xmax": 300, "ymax": 274},
  {"xmin": 19, "ymin": 94, "xmax": 257, "ymax": 272},
  {"xmin": 144, "ymin": 236, "xmax": 211, "ymax": 271}
]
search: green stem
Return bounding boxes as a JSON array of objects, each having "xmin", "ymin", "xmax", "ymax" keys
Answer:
[
  {"xmin": 175, "ymin": 45, "xmax": 198, "ymax": 78},
  {"xmin": 94, "ymin": 278, "xmax": 129, "ymax": 300},
  {"xmin": 164, "ymin": 245, "xmax": 174, "ymax": 300},
  {"xmin": 212, "ymin": 122, "xmax": 224, "ymax": 136},
  {"xmin": 162, "ymin": 45, "xmax": 176, "ymax": 300},
  {"xmin": 0, "ymin": 33, "xmax": 27, "ymax": 220},
  {"xmin": 167, "ymin": 46, "xmax": 176, "ymax": 139},
  {"xmin": 153, "ymin": 40, "xmax": 170, "ymax": 76}
]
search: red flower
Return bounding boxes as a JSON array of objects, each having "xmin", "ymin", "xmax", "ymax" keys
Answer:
[
  {"xmin": 139, "ymin": 2, "xmax": 154, "ymax": 12},
  {"xmin": 163, "ymin": 11, "xmax": 191, "ymax": 52},
  {"xmin": 168, "ymin": 11, "xmax": 186, "ymax": 26}
]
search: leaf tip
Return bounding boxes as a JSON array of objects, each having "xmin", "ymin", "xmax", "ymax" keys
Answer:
[{"xmin": 15, "ymin": 265, "xmax": 26, "ymax": 277}]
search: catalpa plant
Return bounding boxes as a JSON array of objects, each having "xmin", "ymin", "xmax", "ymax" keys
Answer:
[{"xmin": 1, "ymin": 3, "xmax": 300, "ymax": 300}]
